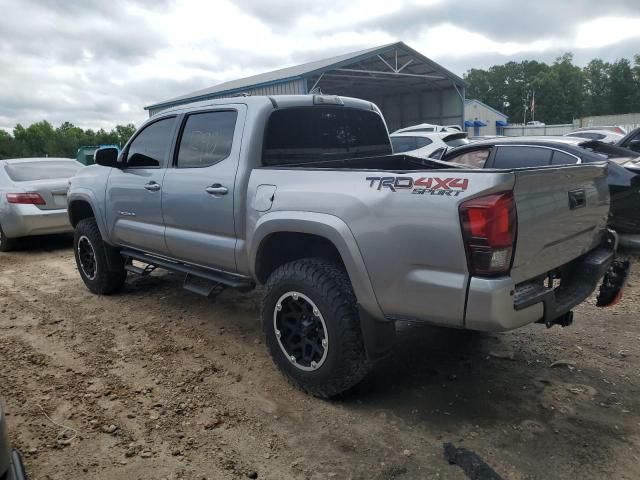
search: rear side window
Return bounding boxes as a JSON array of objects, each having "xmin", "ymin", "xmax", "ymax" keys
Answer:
[
  {"xmin": 4, "ymin": 161, "xmax": 81, "ymax": 181},
  {"xmin": 263, "ymin": 107, "xmax": 391, "ymax": 165},
  {"xmin": 447, "ymin": 149, "xmax": 491, "ymax": 168},
  {"xmin": 551, "ymin": 150, "xmax": 579, "ymax": 165},
  {"xmin": 177, "ymin": 111, "xmax": 237, "ymax": 168},
  {"xmin": 126, "ymin": 117, "xmax": 176, "ymax": 168},
  {"xmin": 568, "ymin": 132, "xmax": 604, "ymax": 140},
  {"xmin": 492, "ymin": 146, "xmax": 552, "ymax": 168},
  {"xmin": 391, "ymin": 137, "xmax": 416, "ymax": 153},
  {"xmin": 391, "ymin": 136, "xmax": 431, "ymax": 153},
  {"xmin": 415, "ymin": 137, "xmax": 433, "ymax": 148}
]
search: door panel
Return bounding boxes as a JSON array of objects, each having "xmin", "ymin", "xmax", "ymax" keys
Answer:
[
  {"xmin": 106, "ymin": 116, "xmax": 177, "ymax": 254},
  {"xmin": 162, "ymin": 107, "xmax": 246, "ymax": 272}
]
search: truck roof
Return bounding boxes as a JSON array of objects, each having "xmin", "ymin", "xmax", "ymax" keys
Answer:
[{"xmin": 157, "ymin": 94, "xmax": 378, "ymax": 116}]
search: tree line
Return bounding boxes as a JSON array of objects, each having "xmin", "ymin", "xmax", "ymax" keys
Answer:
[
  {"xmin": 464, "ymin": 53, "xmax": 640, "ymax": 125},
  {"xmin": 0, "ymin": 121, "xmax": 136, "ymax": 160}
]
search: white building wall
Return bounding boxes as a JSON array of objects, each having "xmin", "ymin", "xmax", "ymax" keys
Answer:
[
  {"xmin": 577, "ymin": 112, "xmax": 640, "ymax": 132},
  {"xmin": 464, "ymin": 100, "xmax": 508, "ymax": 136}
]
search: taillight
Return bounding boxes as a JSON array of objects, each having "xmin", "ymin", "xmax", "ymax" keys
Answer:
[
  {"xmin": 6, "ymin": 192, "xmax": 46, "ymax": 205},
  {"xmin": 459, "ymin": 191, "xmax": 516, "ymax": 276}
]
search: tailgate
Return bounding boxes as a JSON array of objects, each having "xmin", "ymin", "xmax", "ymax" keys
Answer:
[{"xmin": 510, "ymin": 163, "xmax": 609, "ymax": 283}]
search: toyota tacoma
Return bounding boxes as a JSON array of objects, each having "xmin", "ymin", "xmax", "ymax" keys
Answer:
[{"xmin": 68, "ymin": 95, "xmax": 623, "ymax": 397}]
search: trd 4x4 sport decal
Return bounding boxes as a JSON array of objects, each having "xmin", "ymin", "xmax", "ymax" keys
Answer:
[{"xmin": 366, "ymin": 176, "xmax": 469, "ymax": 197}]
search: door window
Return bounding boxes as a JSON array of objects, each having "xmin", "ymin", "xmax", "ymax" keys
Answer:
[
  {"xmin": 447, "ymin": 148, "xmax": 491, "ymax": 168},
  {"xmin": 176, "ymin": 111, "xmax": 238, "ymax": 168},
  {"xmin": 126, "ymin": 117, "xmax": 176, "ymax": 168}
]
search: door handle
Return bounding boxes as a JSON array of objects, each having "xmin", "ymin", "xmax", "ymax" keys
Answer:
[
  {"xmin": 205, "ymin": 184, "xmax": 228, "ymax": 195},
  {"xmin": 144, "ymin": 181, "xmax": 161, "ymax": 192},
  {"xmin": 568, "ymin": 189, "xmax": 586, "ymax": 210}
]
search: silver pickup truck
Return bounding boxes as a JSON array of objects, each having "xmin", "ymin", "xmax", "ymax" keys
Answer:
[{"xmin": 68, "ymin": 95, "xmax": 622, "ymax": 397}]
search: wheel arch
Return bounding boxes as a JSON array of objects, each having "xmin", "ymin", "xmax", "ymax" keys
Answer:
[
  {"xmin": 249, "ymin": 211, "xmax": 384, "ymax": 321},
  {"xmin": 67, "ymin": 191, "xmax": 110, "ymax": 242}
]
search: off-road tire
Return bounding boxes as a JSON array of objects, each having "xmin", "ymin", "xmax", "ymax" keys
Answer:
[
  {"xmin": 73, "ymin": 218, "xmax": 126, "ymax": 294},
  {"xmin": 0, "ymin": 223, "xmax": 17, "ymax": 252},
  {"xmin": 262, "ymin": 258, "xmax": 369, "ymax": 398}
]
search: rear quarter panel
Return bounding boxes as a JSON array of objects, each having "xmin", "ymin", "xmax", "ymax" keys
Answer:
[{"xmin": 246, "ymin": 168, "xmax": 516, "ymax": 326}]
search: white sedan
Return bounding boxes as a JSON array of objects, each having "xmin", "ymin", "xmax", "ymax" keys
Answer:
[
  {"xmin": 390, "ymin": 131, "xmax": 469, "ymax": 159},
  {"xmin": 0, "ymin": 157, "xmax": 82, "ymax": 251},
  {"xmin": 564, "ymin": 129, "xmax": 625, "ymax": 144}
]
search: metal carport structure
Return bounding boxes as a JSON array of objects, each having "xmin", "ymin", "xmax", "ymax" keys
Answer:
[{"xmin": 145, "ymin": 41, "xmax": 468, "ymax": 132}]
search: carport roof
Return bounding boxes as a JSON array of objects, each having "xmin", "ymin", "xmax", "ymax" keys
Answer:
[{"xmin": 145, "ymin": 41, "xmax": 468, "ymax": 111}]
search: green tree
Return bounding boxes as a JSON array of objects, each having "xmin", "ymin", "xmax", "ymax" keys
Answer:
[
  {"xmin": 607, "ymin": 58, "xmax": 637, "ymax": 114},
  {"xmin": 0, "ymin": 121, "xmax": 137, "ymax": 160},
  {"xmin": 534, "ymin": 53, "xmax": 584, "ymax": 124},
  {"xmin": 0, "ymin": 130, "xmax": 16, "ymax": 158},
  {"xmin": 583, "ymin": 59, "xmax": 611, "ymax": 116}
]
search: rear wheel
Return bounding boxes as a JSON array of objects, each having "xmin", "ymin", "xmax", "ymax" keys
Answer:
[
  {"xmin": 262, "ymin": 258, "xmax": 369, "ymax": 398},
  {"xmin": 73, "ymin": 218, "xmax": 126, "ymax": 294},
  {"xmin": 0, "ymin": 224, "xmax": 17, "ymax": 252}
]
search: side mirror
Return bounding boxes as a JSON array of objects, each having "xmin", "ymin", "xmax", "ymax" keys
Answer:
[{"xmin": 95, "ymin": 147, "xmax": 120, "ymax": 168}]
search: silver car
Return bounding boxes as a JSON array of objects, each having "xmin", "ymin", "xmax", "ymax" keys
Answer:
[{"xmin": 0, "ymin": 157, "xmax": 82, "ymax": 251}]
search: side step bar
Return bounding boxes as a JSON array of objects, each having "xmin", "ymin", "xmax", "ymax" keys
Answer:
[{"xmin": 121, "ymin": 248, "xmax": 255, "ymax": 291}]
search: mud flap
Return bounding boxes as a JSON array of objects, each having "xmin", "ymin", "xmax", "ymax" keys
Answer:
[
  {"xmin": 358, "ymin": 306, "xmax": 396, "ymax": 362},
  {"xmin": 444, "ymin": 443, "xmax": 504, "ymax": 480},
  {"xmin": 596, "ymin": 259, "xmax": 631, "ymax": 307}
]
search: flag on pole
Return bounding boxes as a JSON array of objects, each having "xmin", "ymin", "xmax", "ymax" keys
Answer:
[{"xmin": 531, "ymin": 91, "xmax": 535, "ymax": 114}]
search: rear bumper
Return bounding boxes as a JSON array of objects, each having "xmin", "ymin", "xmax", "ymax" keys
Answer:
[
  {"xmin": 0, "ymin": 204, "xmax": 72, "ymax": 238},
  {"xmin": 465, "ymin": 246, "xmax": 614, "ymax": 332}
]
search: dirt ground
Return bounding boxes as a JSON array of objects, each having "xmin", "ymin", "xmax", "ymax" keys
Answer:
[{"xmin": 0, "ymin": 236, "xmax": 639, "ymax": 480}]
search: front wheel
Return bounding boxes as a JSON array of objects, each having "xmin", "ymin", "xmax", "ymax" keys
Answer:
[
  {"xmin": 262, "ymin": 258, "xmax": 369, "ymax": 398},
  {"xmin": 73, "ymin": 218, "xmax": 126, "ymax": 294}
]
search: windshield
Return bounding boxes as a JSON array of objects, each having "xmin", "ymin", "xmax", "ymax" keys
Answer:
[{"xmin": 4, "ymin": 160, "xmax": 81, "ymax": 181}]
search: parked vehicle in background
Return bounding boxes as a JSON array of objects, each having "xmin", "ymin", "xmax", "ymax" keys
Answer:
[
  {"xmin": 573, "ymin": 125, "xmax": 627, "ymax": 135},
  {"xmin": 440, "ymin": 136, "xmax": 640, "ymax": 250},
  {"xmin": 68, "ymin": 95, "xmax": 621, "ymax": 397},
  {"xmin": 565, "ymin": 129, "xmax": 624, "ymax": 144},
  {"xmin": 390, "ymin": 131, "xmax": 469, "ymax": 159},
  {"xmin": 468, "ymin": 135, "xmax": 505, "ymax": 142},
  {"xmin": 0, "ymin": 404, "xmax": 27, "ymax": 480},
  {"xmin": 526, "ymin": 121, "xmax": 545, "ymax": 126},
  {"xmin": 76, "ymin": 145, "xmax": 120, "ymax": 166},
  {"xmin": 393, "ymin": 123, "xmax": 462, "ymax": 134},
  {"xmin": 0, "ymin": 158, "xmax": 82, "ymax": 251},
  {"xmin": 617, "ymin": 127, "xmax": 640, "ymax": 154}
]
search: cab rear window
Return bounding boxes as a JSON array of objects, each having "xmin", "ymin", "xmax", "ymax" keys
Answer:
[
  {"xmin": 263, "ymin": 107, "xmax": 391, "ymax": 165},
  {"xmin": 4, "ymin": 161, "xmax": 81, "ymax": 181}
]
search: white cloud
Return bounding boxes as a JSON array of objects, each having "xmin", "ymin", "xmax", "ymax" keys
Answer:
[
  {"xmin": 574, "ymin": 17, "xmax": 640, "ymax": 49},
  {"xmin": 415, "ymin": 24, "xmax": 556, "ymax": 58},
  {"xmin": 0, "ymin": 0, "xmax": 639, "ymax": 131}
]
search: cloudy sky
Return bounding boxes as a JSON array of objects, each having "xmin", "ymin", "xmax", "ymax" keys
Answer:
[{"xmin": 1, "ymin": 0, "xmax": 639, "ymax": 131}]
